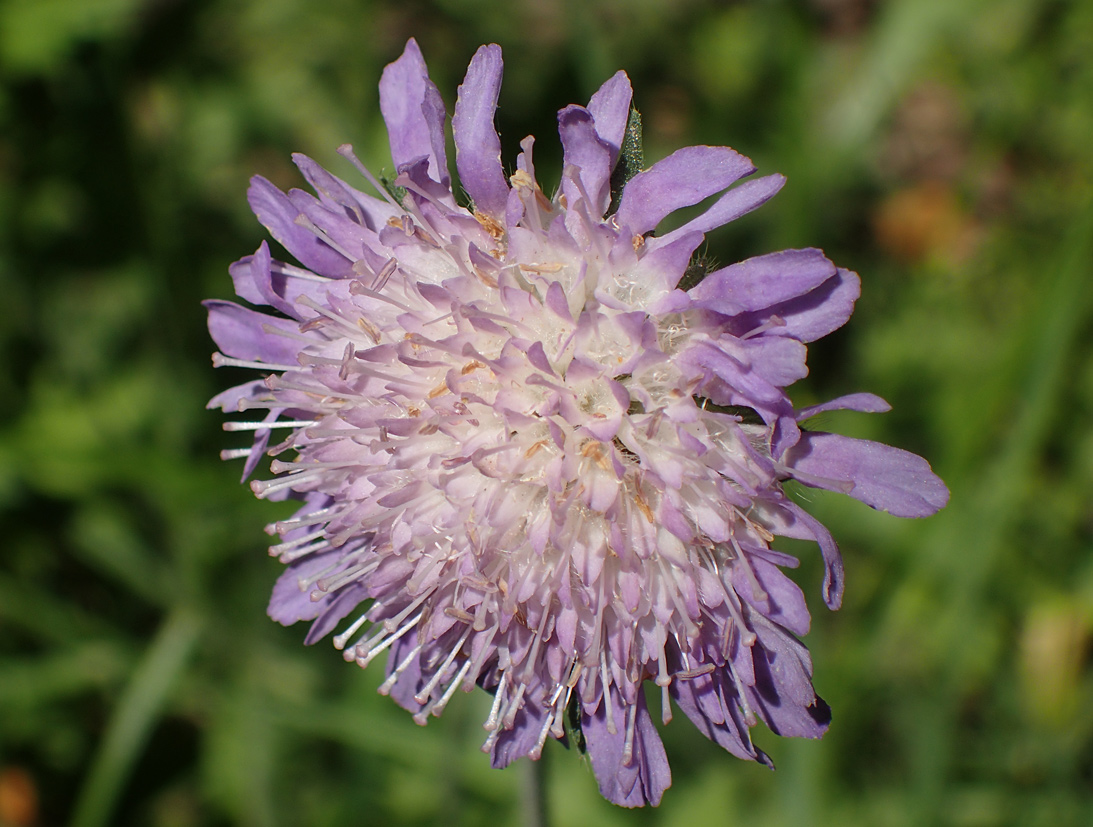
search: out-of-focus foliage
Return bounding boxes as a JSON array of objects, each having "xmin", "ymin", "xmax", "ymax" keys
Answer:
[{"xmin": 1, "ymin": 0, "xmax": 1091, "ymax": 825}]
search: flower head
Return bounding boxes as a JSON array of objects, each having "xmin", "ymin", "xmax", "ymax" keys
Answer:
[{"xmin": 207, "ymin": 39, "xmax": 948, "ymax": 807}]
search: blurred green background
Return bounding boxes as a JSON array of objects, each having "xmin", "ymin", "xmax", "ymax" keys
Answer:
[{"xmin": 1, "ymin": 0, "xmax": 1092, "ymax": 825}]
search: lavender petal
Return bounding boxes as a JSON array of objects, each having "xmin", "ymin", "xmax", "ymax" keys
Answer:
[
  {"xmin": 453, "ymin": 44, "xmax": 509, "ymax": 218},
  {"xmin": 379, "ymin": 38, "xmax": 451, "ymax": 190},
  {"xmin": 786, "ymin": 431, "xmax": 951, "ymax": 518}
]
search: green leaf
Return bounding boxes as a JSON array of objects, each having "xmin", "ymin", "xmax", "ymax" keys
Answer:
[
  {"xmin": 70, "ymin": 607, "xmax": 204, "ymax": 827},
  {"xmin": 608, "ymin": 107, "xmax": 643, "ymax": 216}
]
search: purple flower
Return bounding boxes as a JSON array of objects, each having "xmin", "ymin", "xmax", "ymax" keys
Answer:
[{"xmin": 206, "ymin": 39, "xmax": 948, "ymax": 807}]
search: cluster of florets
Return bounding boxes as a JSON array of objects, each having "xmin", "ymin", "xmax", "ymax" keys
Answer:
[{"xmin": 207, "ymin": 39, "xmax": 947, "ymax": 807}]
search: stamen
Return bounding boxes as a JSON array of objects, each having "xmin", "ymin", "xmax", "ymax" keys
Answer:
[
  {"xmin": 251, "ymin": 469, "xmax": 327, "ymax": 499},
  {"xmin": 272, "ymin": 261, "xmax": 328, "ymax": 281},
  {"xmin": 261, "ymin": 374, "xmax": 332, "ymax": 398},
  {"xmin": 484, "ymin": 670, "xmax": 510, "ymax": 731},
  {"xmin": 316, "ymin": 559, "xmax": 381, "ymax": 594},
  {"xmin": 527, "ymin": 711, "xmax": 555, "ymax": 760},
  {"xmin": 600, "ymin": 651, "xmax": 617, "ymax": 735},
  {"xmin": 294, "ymin": 295, "xmax": 379, "ymax": 336},
  {"xmin": 333, "ymin": 614, "xmax": 370, "ymax": 650},
  {"xmin": 658, "ymin": 557, "xmax": 699, "ymax": 638},
  {"xmin": 336, "ymin": 144, "xmax": 402, "ymax": 210},
  {"xmin": 234, "ymin": 399, "xmax": 294, "ymax": 413},
  {"xmin": 267, "ymin": 505, "xmax": 338, "ymax": 535},
  {"xmin": 294, "ymin": 213, "xmax": 360, "ymax": 262},
  {"xmin": 549, "ymin": 686, "xmax": 571, "ymax": 738},
  {"xmin": 260, "ymin": 322, "xmax": 314, "ymax": 344},
  {"xmin": 212, "ymin": 353, "xmax": 297, "ymax": 372},
  {"xmin": 294, "ymin": 354, "xmax": 424, "ymax": 390},
  {"xmin": 270, "ymin": 458, "xmax": 357, "ymax": 473},
  {"xmin": 622, "ymin": 704, "xmax": 637, "ymax": 767},
  {"xmin": 223, "ymin": 419, "xmax": 316, "ymax": 432},
  {"xmin": 347, "ymin": 280, "xmax": 415, "ymax": 312},
  {"xmin": 566, "ymin": 661, "xmax": 583, "ymax": 689},
  {"xmin": 353, "ymin": 611, "xmax": 423, "ymax": 668},
  {"xmin": 289, "ymin": 546, "xmax": 347, "ymax": 584},
  {"xmin": 676, "ymin": 663, "xmax": 715, "ymax": 679},
  {"xmin": 378, "ymin": 642, "xmax": 424, "ymax": 695},
  {"xmin": 372, "ymin": 258, "xmax": 398, "ymax": 291},
  {"xmin": 729, "ymin": 537, "xmax": 768, "ymax": 602},
  {"xmin": 425, "ymin": 658, "xmax": 473, "ymax": 718},
  {"xmin": 380, "ymin": 591, "xmax": 434, "ymax": 635},
  {"xmin": 277, "ymin": 538, "xmax": 330, "ymax": 564},
  {"xmin": 741, "ymin": 314, "xmax": 786, "ymax": 340},
  {"xmin": 500, "ymin": 682, "xmax": 527, "ymax": 730},
  {"xmin": 724, "ymin": 659, "xmax": 757, "ymax": 727}
]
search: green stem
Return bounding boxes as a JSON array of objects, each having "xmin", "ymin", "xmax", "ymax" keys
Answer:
[
  {"xmin": 70, "ymin": 607, "xmax": 203, "ymax": 827},
  {"xmin": 521, "ymin": 752, "xmax": 548, "ymax": 827}
]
